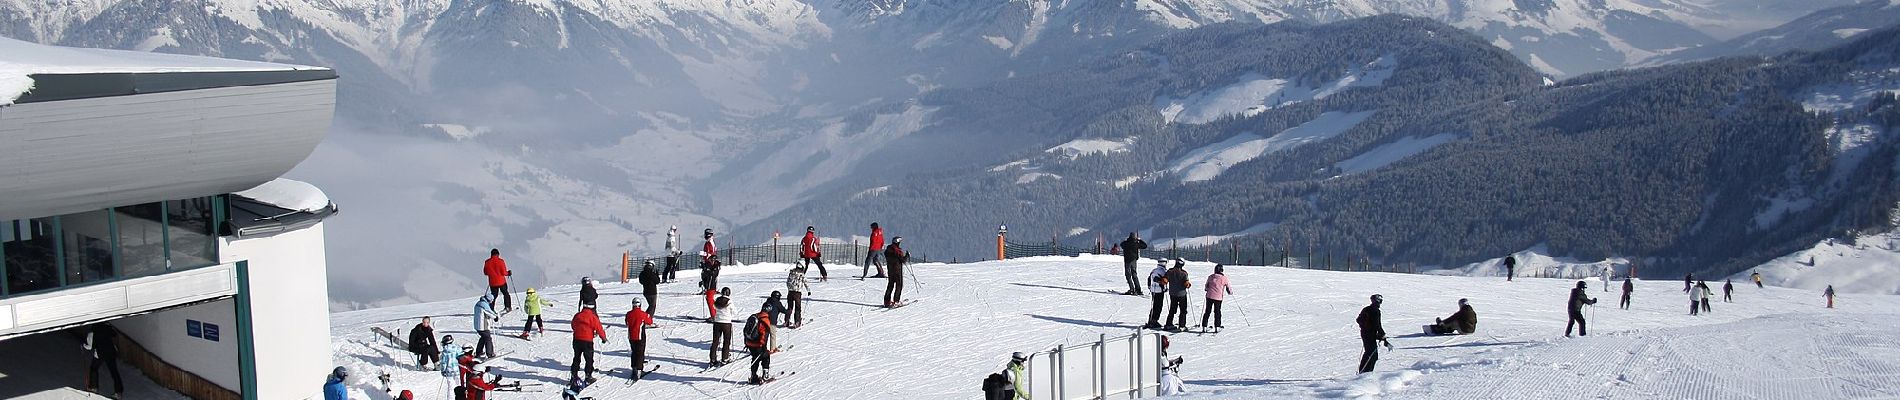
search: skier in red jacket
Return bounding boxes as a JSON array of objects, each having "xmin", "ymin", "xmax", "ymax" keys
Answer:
[
  {"xmin": 625, "ymin": 298, "xmax": 658, "ymax": 381},
  {"xmin": 800, "ymin": 226, "xmax": 828, "ymax": 281},
  {"xmin": 862, "ymin": 223, "xmax": 887, "ymax": 280},
  {"xmin": 569, "ymin": 304, "xmax": 607, "ymax": 383},
  {"xmin": 484, "ymin": 249, "xmax": 513, "ymax": 312}
]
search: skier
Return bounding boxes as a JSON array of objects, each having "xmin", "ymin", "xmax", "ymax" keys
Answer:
[
  {"xmin": 1163, "ymin": 260, "xmax": 1192, "ymax": 331},
  {"xmin": 1144, "ymin": 259, "xmax": 1167, "ymax": 329},
  {"xmin": 786, "ymin": 266, "xmax": 810, "ymax": 328},
  {"xmin": 483, "ymin": 249, "xmax": 513, "ymax": 313},
  {"xmin": 570, "ymin": 303, "xmax": 608, "ymax": 383},
  {"xmin": 473, "ymin": 294, "xmax": 499, "ymax": 358},
  {"xmin": 863, "ymin": 222, "xmax": 887, "ymax": 279},
  {"xmin": 1120, "ymin": 232, "xmax": 1149, "ymax": 295},
  {"xmin": 710, "ymin": 288, "xmax": 734, "ymax": 365},
  {"xmin": 700, "ymin": 228, "xmax": 721, "ymax": 290},
  {"xmin": 1620, "ymin": 278, "xmax": 1634, "ymax": 310},
  {"xmin": 1006, "ymin": 352, "xmax": 1028, "ymax": 399},
  {"xmin": 1158, "ymin": 339, "xmax": 1187, "ymax": 395},
  {"xmin": 561, "ymin": 377, "xmax": 588, "ymax": 400},
  {"xmin": 764, "ymin": 291, "xmax": 789, "ymax": 328},
  {"xmin": 579, "ymin": 277, "xmax": 599, "ymax": 308},
  {"xmin": 409, "ymin": 317, "xmax": 439, "ymax": 369},
  {"xmin": 84, "ymin": 323, "xmax": 124, "ymax": 398},
  {"xmin": 1503, "ymin": 255, "xmax": 1516, "ymax": 281},
  {"xmin": 665, "ymin": 225, "xmax": 682, "ymax": 283},
  {"xmin": 1683, "ymin": 273, "xmax": 1694, "ymax": 293},
  {"xmin": 1356, "ymin": 294, "xmax": 1391, "ymax": 373},
  {"xmin": 1201, "ymin": 264, "xmax": 1233, "ymax": 331},
  {"xmin": 639, "ymin": 260, "xmax": 661, "ymax": 314},
  {"xmin": 1825, "ymin": 285, "xmax": 1836, "ymax": 308},
  {"xmin": 1602, "ymin": 265, "xmax": 1613, "ymax": 292},
  {"xmin": 520, "ymin": 288, "xmax": 554, "ymax": 338},
  {"xmin": 883, "ymin": 237, "xmax": 910, "ymax": 307},
  {"xmin": 462, "ymin": 364, "xmax": 517, "ymax": 400},
  {"xmin": 626, "ymin": 298, "xmax": 658, "ymax": 381},
  {"xmin": 743, "ymin": 304, "xmax": 779, "ymax": 384},
  {"xmin": 1566, "ymin": 281, "xmax": 1597, "ymax": 337},
  {"xmin": 1723, "ymin": 280, "xmax": 1734, "ymax": 302},
  {"xmin": 1752, "ymin": 272, "xmax": 1763, "ymax": 288},
  {"xmin": 1694, "ymin": 280, "xmax": 1710, "ymax": 314},
  {"xmin": 1431, "ymin": 299, "xmax": 1477, "ymax": 335},
  {"xmin": 1710, "ymin": 280, "xmax": 1725, "ymax": 312},
  {"xmin": 800, "ymin": 226, "xmax": 829, "ymax": 281},
  {"xmin": 436, "ymin": 335, "xmax": 463, "ymax": 386},
  {"xmin": 323, "ymin": 366, "xmax": 348, "ymax": 400}
]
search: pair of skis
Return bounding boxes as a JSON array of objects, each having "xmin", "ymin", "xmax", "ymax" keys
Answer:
[
  {"xmin": 701, "ymin": 345, "xmax": 796, "ymax": 373},
  {"xmin": 881, "ymin": 300, "xmax": 917, "ymax": 310}
]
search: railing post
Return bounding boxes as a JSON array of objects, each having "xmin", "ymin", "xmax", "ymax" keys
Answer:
[
  {"xmin": 620, "ymin": 251, "xmax": 630, "ymax": 283},
  {"xmin": 997, "ymin": 225, "xmax": 1008, "ymax": 261},
  {"xmin": 1098, "ymin": 333, "xmax": 1108, "ymax": 399},
  {"xmin": 773, "ymin": 232, "xmax": 780, "ymax": 264}
]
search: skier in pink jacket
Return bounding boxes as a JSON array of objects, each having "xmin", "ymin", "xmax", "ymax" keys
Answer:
[{"xmin": 1200, "ymin": 264, "xmax": 1234, "ymax": 332}]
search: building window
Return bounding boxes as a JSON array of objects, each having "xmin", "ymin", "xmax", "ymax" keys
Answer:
[
  {"xmin": 61, "ymin": 209, "xmax": 116, "ymax": 285},
  {"xmin": 115, "ymin": 203, "xmax": 168, "ymax": 277},
  {"xmin": 166, "ymin": 198, "xmax": 217, "ymax": 269},
  {"xmin": 3, "ymin": 218, "xmax": 61, "ymax": 294}
]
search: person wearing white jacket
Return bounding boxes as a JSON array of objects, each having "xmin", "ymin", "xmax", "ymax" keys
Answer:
[
  {"xmin": 786, "ymin": 267, "xmax": 810, "ymax": 328},
  {"xmin": 1144, "ymin": 260, "xmax": 1168, "ymax": 329},
  {"xmin": 1689, "ymin": 284, "xmax": 1703, "ymax": 316},
  {"xmin": 664, "ymin": 226, "xmax": 682, "ymax": 283},
  {"xmin": 709, "ymin": 288, "xmax": 735, "ymax": 365}
]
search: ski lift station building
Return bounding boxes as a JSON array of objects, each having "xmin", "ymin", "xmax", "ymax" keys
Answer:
[{"xmin": 1, "ymin": 37, "xmax": 340, "ymax": 399}]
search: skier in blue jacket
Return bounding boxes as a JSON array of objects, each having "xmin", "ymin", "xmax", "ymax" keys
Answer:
[
  {"xmin": 473, "ymin": 295, "xmax": 500, "ymax": 358},
  {"xmin": 323, "ymin": 366, "xmax": 349, "ymax": 400}
]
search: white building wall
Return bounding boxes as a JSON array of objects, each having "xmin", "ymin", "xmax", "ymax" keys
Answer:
[
  {"xmin": 114, "ymin": 299, "xmax": 242, "ymax": 390},
  {"xmin": 221, "ymin": 222, "xmax": 333, "ymax": 400}
]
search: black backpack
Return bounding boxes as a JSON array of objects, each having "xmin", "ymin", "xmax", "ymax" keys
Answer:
[
  {"xmin": 982, "ymin": 373, "xmax": 1010, "ymax": 400},
  {"xmin": 743, "ymin": 314, "xmax": 762, "ymax": 344}
]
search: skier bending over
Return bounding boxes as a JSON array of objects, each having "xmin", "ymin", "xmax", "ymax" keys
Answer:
[
  {"xmin": 1566, "ymin": 281, "xmax": 1598, "ymax": 337},
  {"xmin": 1356, "ymin": 294, "xmax": 1391, "ymax": 373}
]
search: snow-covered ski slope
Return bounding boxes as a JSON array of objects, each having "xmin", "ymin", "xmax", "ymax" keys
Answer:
[{"xmin": 331, "ymin": 255, "xmax": 1900, "ymax": 399}]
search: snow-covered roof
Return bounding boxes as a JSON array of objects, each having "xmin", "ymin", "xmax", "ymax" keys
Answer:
[
  {"xmin": 0, "ymin": 36, "xmax": 327, "ymax": 105},
  {"xmin": 234, "ymin": 178, "xmax": 331, "ymax": 213}
]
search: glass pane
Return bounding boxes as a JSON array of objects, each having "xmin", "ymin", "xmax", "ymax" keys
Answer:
[
  {"xmin": 61, "ymin": 210, "xmax": 116, "ymax": 285},
  {"xmin": 4, "ymin": 218, "xmax": 60, "ymax": 294},
  {"xmin": 166, "ymin": 198, "xmax": 217, "ymax": 269},
  {"xmin": 116, "ymin": 203, "xmax": 167, "ymax": 277}
]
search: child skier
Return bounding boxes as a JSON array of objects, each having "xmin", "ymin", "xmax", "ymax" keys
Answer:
[
  {"xmin": 520, "ymin": 288, "xmax": 554, "ymax": 338},
  {"xmin": 744, "ymin": 304, "xmax": 779, "ymax": 384}
]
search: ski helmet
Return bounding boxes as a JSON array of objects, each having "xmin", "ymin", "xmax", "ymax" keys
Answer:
[
  {"xmin": 1458, "ymin": 298, "xmax": 1468, "ymax": 305},
  {"xmin": 526, "ymin": 288, "xmax": 536, "ymax": 294},
  {"xmin": 632, "ymin": 297, "xmax": 642, "ymax": 307},
  {"xmin": 442, "ymin": 335, "xmax": 454, "ymax": 344},
  {"xmin": 1011, "ymin": 352, "xmax": 1027, "ymax": 363},
  {"xmin": 333, "ymin": 366, "xmax": 349, "ymax": 380},
  {"xmin": 1370, "ymin": 294, "xmax": 1384, "ymax": 304},
  {"xmin": 1577, "ymin": 281, "xmax": 1587, "ymax": 289},
  {"xmin": 807, "ymin": 226, "xmax": 815, "ymax": 232},
  {"xmin": 583, "ymin": 277, "xmax": 594, "ymax": 285},
  {"xmin": 893, "ymin": 236, "xmax": 903, "ymax": 244}
]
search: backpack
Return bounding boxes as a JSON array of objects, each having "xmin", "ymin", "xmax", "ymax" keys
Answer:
[
  {"xmin": 983, "ymin": 373, "xmax": 1010, "ymax": 399},
  {"xmin": 743, "ymin": 314, "xmax": 763, "ymax": 345}
]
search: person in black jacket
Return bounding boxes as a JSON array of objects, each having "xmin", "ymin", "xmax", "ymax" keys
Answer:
[
  {"xmin": 639, "ymin": 260, "xmax": 661, "ymax": 314},
  {"xmin": 1119, "ymin": 233, "xmax": 1148, "ymax": 295},
  {"xmin": 883, "ymin": 238, "xmax": 911, "ymax": 307},
  {"xmin": 1620, "ymin": 278, "xmax": 1634, "ymax": 310},
  {"xmin": 1163, "ymin": 260, "xmax": 1191, "ymax": 330},
  {"xmin": 581, "ymin": 277, "xmax": 599, "ymax": 308},
  {"xmin": 1503, "ymin": 256, "xmax": 1516, "ymax": 281},
  {"xmin": 409, "ymin": 317, "xmax": 439, "ymax": 369},
  {"xmin": 1356, "ymin": 295, "xmax": 1391, "ymax": 373},
  {"xmin": 85, "ymin": 323, "xmax": 124, "ymax": 397},
  {"xmin": 1567, "ymin": 281, "xmax": 1598, "ymax": 337}
]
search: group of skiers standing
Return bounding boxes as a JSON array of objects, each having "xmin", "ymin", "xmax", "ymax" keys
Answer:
[{"xmin": 1120, "ymin": 233, "xmax": 1234, "ymax": 332}]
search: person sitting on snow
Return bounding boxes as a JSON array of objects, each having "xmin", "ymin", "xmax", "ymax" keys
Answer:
[
  {"xmin": 1158, "ymin": 335, "xmax": 1187, "ymax": 395},
  {"xmin": 1432, "ymin": 299, "xmax": 1478, "ymax": 335}
]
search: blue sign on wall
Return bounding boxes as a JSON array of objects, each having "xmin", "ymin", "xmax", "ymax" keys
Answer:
[
  {"xmin": 203, "ymin": 323, "xmax": 221, "ymax": 342},
  {"xmin": 187, "ymin": 320, "xmax": 203, "ymax": 338}
]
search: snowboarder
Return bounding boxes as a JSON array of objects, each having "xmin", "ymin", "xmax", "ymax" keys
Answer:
[
  {"xmin": 743, "ymin": 304, "xmax": 779, "ymax": 384},
  {"xmin": 626, "ymin": 298, "xmax": 658, "ymax": 381},
  {"xmin": 1723, "ymin": 280, "xmax": 1734, "ymax": 302},
  {"xmin": 1356, "ymin": 294, "xmax": 1391, "ymax": 373},
  {"xmin": 1825, "ymin": 285, "xmax": 1836, "ymax": 308},
  {"xmin": 800, "ymin": 226, "xmax": 829, "ymax": 281},
  {"xmin": 1567, "ymin": 281, "xmax": 1597, "ymax": 337},
  {"xmin": 1620, "ymin": 278, "xmax": 1634, "ymax": 310},
  {"xmin": 473, "ymin": 294, "xmax": 499, "ymax": 358},
  {"xmin": 1163, "ymin": 260, "xmax": 1192, "ymax": 331},
  {"xmin": 1689, "ymin": 281, "xmax": 1704, "ymax": 316},
  {"xmin": 1144, "ymin": 260, "xmax": 1168, "ymax": 329},
  {"xmin": 323, "ymin": 366, "xmax": 348, "ymax": 400},
  {"xmin": 409, "ymin": 317, "xmax": 439, "ymax": 369},
  {"xmin": 1431, "ymin": 299, "xmax": 1477, "ymax": 335},
  {"xmin": 1201, "ymin": 264, "xmax": 1233, "ymax": 331},
  {"xmin": 863, "ymin": 222, "xmax": 887, "ymax": 279},
  {"xmin": 1698, "ymin": 281, "xmax": 1713, "ymax": 313},
  {"xmin": 570, "ymin": 303, "xmax": 608, "ymax": 383},
  {"xmin": 520, "ymin": 288, "xmax": 554, "ymax": 338},
  {"xmin": 786, "ymin": 266, "xmax": 810, "ymax": 327},
  {"xmin": 1120, "ymin": 232, "xmax": 1149, "ymax": 295},
  {"xmin": 1752, "ymin": 272, "xmax": 1763, "ymax": 288},
  {"xmin": 579, "ymin": 277, "xmax": 599, "ymax": 308},
  {"xmin": 700, "ymin": 228, "xmax": 721, "ymax": 290},
  {"xmin": 484, "ymin": 249, "xmax": 513, "ymax": 313},
  {"xmin": 665, "ymin": 225, "xmax": 682, "ymax": 283},
  {"xmin": 1503, "ymin": 255, "xmax": 1516, "ymax": 281},
  {"xmin": 639, "ymin": 260, "xmax": 661, "ymax": 314},
  {"xmin": 84, "ymin": 323, "xmax": 124, "ymax": 398},
  {"xmin": 883, "ymin": 237, "xmax": 910, "ymax": 307},
  {"xmin": 710, "ymin": 289, "xmax": 734, "ymax": 365}
]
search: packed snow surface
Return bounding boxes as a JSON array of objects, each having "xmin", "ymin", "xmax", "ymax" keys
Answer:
[
  {"xmin": 1168, "ymin": 111, "xmax": 1375, "ymax": 182},
  {"xmin": 331, "ymin": 255, "xmax": 1900, "ymax": 399},
  {"xmin": 1744, "ymin": 227, "xmax": 1900, "ymax": 295},
  {"xmin": 0, "ymin": 36, "xmax": 322, "ymax": 105}
]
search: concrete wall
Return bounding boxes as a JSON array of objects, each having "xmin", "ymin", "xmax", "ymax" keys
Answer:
[
  {"xmin": 221, "ymin": 222, "xmax": 332, "ymax": 400},
  {"xmin": 114, "ymin": 299, "xmax": 243, "ymax": 391}
]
